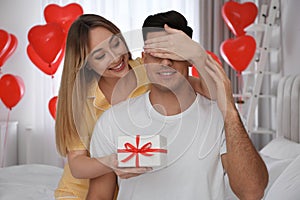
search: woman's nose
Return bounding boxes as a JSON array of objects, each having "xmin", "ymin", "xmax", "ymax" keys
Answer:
[{"xmin": 105, "ymin": 49, "xmax": 120, "ymax": 65}]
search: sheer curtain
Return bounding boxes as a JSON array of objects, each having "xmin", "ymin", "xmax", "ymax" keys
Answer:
[
  {"xmin": 30, "ymin": 0, "xmax": 200, "ymax": 167},
  {"xmin": 199, "ymin": 0, "xmax": 259, "ymax": 146},
  {"xmin": 43, "ymin": 0, "xmax": 200, "ymax": 40},
  {"xmin": 199, "ymin": 0, "xmax": 238, "ymax": 95},
  {"xmin": 199, "ymin": 0, "xmax": 278, "ymax": 150}
]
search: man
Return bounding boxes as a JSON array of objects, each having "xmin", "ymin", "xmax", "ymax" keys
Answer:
[{"xmin": 87, "ymin": 10, "xmax": 268, "ymax": 200}]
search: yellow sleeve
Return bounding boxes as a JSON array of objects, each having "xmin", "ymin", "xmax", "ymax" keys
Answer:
[{"xmin": 67, "ymin": 135, "xmax": 87, "ymax": 151}]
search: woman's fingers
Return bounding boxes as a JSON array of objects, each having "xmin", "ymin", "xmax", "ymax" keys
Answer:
[
  {"xmin": 144, "ymin": 25, "xmax": 182, "ymax": 45},
  {"xmin": 144, "ymin": 41, "xmax": 169, "ymax": 49},
  {"xmin": 144, "ymin": 43, "xmax": 185, "ymax": 61},
  {"xmin": 144, "ymin": 35, "xmax": 168, "ymax": 45},
  {"xmin": 150, "ymin": 52, "xmax": 174, "ymax": 59},
  {"xmin": 164, "ymin": 24, "xmax": 183, "ymax": 34},
  {"xmin": 114, "ymin": 167, "xmax": 152, "ymax": 179}
]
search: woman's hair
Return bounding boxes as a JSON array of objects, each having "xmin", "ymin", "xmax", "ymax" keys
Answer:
[
  {"xmin": 55, "ymin": 14, "xmax": 130, "ymax": 156},
  {"xmin": 142, "ymin": 10, "xmax": 193, "ymax": 40}
]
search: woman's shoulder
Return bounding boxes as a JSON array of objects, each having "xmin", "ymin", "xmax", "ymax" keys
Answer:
[
  {"xmin": 129, "ymin": 57, "xmax": 143, "ymax": 68},
  {"xmin": 128, "ymin": 57, "xmax": 148, "ymax": 84}
]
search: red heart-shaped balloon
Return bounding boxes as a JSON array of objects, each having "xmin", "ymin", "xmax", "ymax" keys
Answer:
[
  {"xmin": 27, "ymin": 44, "xmax": 64, "ymax": 76},
  {"xmin": 191, "ymin": 66, "xmax": 199, "ymax": 78},
  {"xmin": 44, "ymin": 3, "xmax": 83, "ymax": 34},
  {"xmin": 222, "ymin": 1, "xmax": 258, "ymax": 36},
  {"xmin": 220, "ymin": 35, "xmax": 256, "ymax": 72},
  {"xmin": 28, "ymin": 23, "xmax": 65, "ymax": 64},
  {"xmin": 0, "ymin": 74, "xmax": 25, "ymax": 110},
  {"xmin": 0, "ymin": 31, "xmax": 18, "ymax": 67},
  {"xmin": 48, "ymin": 96, "xmax": 58, "ymax": 119},
  {"xmin": 0, "ymin": 30, "xmax": 10, "ymax": 57}
]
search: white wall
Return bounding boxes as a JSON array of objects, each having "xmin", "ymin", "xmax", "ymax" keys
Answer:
[{"xmin": 281, "ymin": 0, "xmax": 300, "ymax": 75}]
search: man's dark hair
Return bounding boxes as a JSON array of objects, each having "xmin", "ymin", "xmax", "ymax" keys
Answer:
[{"xmin": 142, "ymin": 10, "xmax": 193, "ymax": 41}]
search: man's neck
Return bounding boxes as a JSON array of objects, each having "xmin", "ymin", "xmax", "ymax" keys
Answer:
[{"xmin": 149, "ymin": 84, "xmax": 196, "ymax": 116}]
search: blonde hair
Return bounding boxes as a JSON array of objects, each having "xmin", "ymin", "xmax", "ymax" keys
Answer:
[{"xmin": 55, "ymin": 14, "xmax": 131, "ymax": 156}]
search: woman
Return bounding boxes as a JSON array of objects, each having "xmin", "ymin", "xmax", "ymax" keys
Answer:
[{"xmin": 55, "ymin": 14, "xmax": 210, "ymax": 199}]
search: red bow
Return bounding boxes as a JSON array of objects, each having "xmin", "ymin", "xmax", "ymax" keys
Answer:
[{"xmin": 117, "ymin": 135, "xmax": 167, "ymax": 167}]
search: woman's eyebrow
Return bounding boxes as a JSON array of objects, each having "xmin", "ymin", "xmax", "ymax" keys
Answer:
[
  {"xmin": 91, "ymin": 35, "xmax": 117, "ymax": 57},
  {"xmin": 91, "ymin": 48, "xmax": 104, "ymax": 57}
]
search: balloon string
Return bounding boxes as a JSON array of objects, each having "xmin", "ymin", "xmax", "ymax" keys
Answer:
[
  {"xmin": 1, "ymin": 109, "xmax": 11, "ymax": 168},
  {"xmin": 51, "ymin": 75, "xmax": 55, "ymax": 96},
  {"xmin": 237, "ymin": 71, "xmax": 244, "ymax": 104}
]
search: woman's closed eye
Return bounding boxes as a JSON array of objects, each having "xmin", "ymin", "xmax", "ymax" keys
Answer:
[
  {"xmin": 91, "ymin": 47, "xmax": 106, "ymax": 60},
  {"xmin": 110, "ymin": 37, "xmax": 120, "ymax": 49},
  {"xmin": 95, "ymin": 53, "xmax": 105, "ymax": 60}
]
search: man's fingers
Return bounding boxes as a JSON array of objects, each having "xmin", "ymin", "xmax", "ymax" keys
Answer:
[{"xmin": 205, "ymin": 55, "xmax": 224, "ymax": 77}]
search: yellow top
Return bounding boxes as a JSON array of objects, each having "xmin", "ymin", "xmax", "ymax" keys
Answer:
[{"xmin": 55, "ymin": 58, "xmax": 150, "ymax": 200}]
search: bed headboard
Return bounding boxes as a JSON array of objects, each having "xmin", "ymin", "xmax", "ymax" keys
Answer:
[{"xmin": 276, "ymin": 75, "xmax": 300, "ymax": 143}]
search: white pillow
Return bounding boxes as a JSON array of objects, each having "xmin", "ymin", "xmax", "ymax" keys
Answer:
[
  {"xmin": 225, "ymin": 155, "xmax": 294, "ymax": 200},
  {"xmin": 260, "ymin": 155, "xmax": 293, "ymax": 195},
  {"xmin": 264, "ymin": 155, "xmax": 300, "ymax": 200},
  {"xmin": 260, "ymin": 137, "xmax": 300, "ymax": 160}
]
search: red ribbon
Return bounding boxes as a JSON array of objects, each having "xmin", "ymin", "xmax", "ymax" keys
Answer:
[{"xmin": 117, "ymin": 135, "xmax": 167, "ymax": 167}]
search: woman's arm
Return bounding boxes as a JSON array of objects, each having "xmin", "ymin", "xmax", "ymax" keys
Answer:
[
  {"xmin": 86, "ymin": 172, "xmax": 117, "ymax": 200},
  {"xmin": 67, "ymin": 150, "xmax": 112, "ymax": 179},
  {"xmin": 68, "ymin": 150, "xmax": 151, "ymax": 179}
]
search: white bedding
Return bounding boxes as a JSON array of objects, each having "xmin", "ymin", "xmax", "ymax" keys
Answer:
[
  {"xmin": 1, "ymin": 138, "xmax": 299, "ymax": 200},
  {"xmin": 225, "ymin": 137, "xmax": 300, "ymax": 200},
  {"xmin": 264, "ymin": 155, "xmax": 300, "ymax": 200},
  {"xmin": 0, "ymin": 164, "xmax": 63, "ymax": 200}
]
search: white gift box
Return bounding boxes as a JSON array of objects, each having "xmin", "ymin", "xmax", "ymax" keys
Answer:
[{"xmin": 117, "ymin": 135, "xmax": 167, "ymax": 168}]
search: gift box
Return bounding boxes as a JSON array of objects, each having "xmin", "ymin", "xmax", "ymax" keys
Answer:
[{"xmin": 117, "ymin": 135, "xmax": 167, "ymax": 168}]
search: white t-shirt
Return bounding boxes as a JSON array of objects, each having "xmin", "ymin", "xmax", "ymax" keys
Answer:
[{"xmin": 90, "ymin": 92, "xmax": 226, "ymax": 200}]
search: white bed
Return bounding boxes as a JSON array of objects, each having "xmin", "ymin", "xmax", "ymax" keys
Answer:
[
  {"xmin": 226, "ymin": 75, "xmax": 300, "ymax": 200},
  {"xmin": 0, "ymin": 164, "xmax": 63, "ymax": 200}
]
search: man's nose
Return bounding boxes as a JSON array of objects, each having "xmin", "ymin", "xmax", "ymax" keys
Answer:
[{"xmin": 160, "ymin": 58, "xmax": 173, "ymax": 67}]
